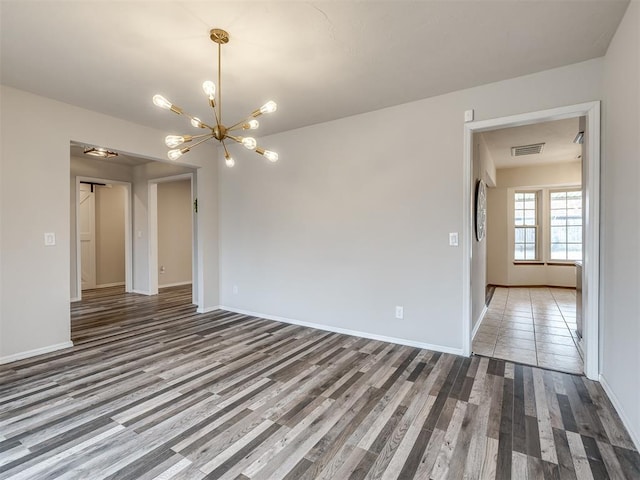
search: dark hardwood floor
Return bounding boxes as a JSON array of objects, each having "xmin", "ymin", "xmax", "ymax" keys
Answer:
[{"xmin": 0, "ymin": 285, "xmax": 638, "ymax": 479}]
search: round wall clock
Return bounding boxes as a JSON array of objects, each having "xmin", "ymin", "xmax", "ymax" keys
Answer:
[{"xmin": 475, "ymin": 180, "xmax": 487, "ymax": 241}]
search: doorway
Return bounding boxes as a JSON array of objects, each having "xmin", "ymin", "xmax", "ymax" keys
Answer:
[
  {"xmin": 148, "ymin": 174, "xmax": 197, "ymax": 305},
  {"xmin": 463, "ymin": 102, "xmax": 601, "ymax": 380},
  {"xmin": 74, "ymin": 177, "xmax": 133, "ymax": 300}
]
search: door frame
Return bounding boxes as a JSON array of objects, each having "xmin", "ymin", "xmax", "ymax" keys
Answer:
[
  {"xmin": 78, "ymin": 182, "xmax": 96, "ymax": 291},
  {"xmin": 462, "ymin": 101, "xmax": 601, "ymax": 380},
  {"xmin": 74, "ymin": 176, "xmax": 133, "ymax": 301},
  {"xmin": 148, "ymin": 173, "xmax": 198, "ymax": 306}
]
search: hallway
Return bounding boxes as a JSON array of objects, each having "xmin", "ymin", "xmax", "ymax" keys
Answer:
[{"xmin": 472, "ymin": 287, "xmax": 583, "ymax": 374}]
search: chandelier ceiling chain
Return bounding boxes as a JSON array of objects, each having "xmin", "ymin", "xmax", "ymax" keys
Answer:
[{"xmin": 153, "ymin": 28, "xmax": 278, "ymax": 167}]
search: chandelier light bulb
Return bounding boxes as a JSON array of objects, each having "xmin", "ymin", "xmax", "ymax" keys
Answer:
[
  {"xmin": 245, "ymin": 119, "xmax": 259, "ymax": 130},
  {"xmin": 263, "ymin": 150, "xmax": 278, "ymax": 162},
  {"xmin": 191, "ymin": 117, "xmax": 203, "ymax": 128},
  {"xmin": 167, "ymin": 149, "xmax": 183, "ymax": 161},
  {"xmin": 165, "ymin": 135, "xmax": 185, "ymax": 148},
  {"xmin": 241, "ymin": 137, "xmax": 257, "ymax": 150},
  {"xmin": 225, "ymin": 155, "xmax": 235, "ymax": 168},
  {"xmin": 260, "ymin": 101, "xmax": 277, "ymax": 114},
  {"xmin": 153, "ymin": 94, "xmax": 172, "ymax": 110},
  {"xmin": 202, "ymin": 81, "xmax": 216, "ymax": 100}
]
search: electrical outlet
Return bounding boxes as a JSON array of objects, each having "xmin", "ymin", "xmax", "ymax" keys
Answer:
[
  {"xmin": 233, "ymin": 285, "xmax": 238, "ymax": 294},
  {"xmin": 395, "ymin": 306, "xmax": 404, "ymax": 319},
  {"xmin": 44, "ymin": 233, "xmax": 56, "ymax": 246}
]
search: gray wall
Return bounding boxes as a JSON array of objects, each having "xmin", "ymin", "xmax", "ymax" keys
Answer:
[
  {"xmin": 219, "ymin": 58, "xmax": 604, "ymax": 352},
  {"xmin": 602, "ymin": 0, "xmax": 640, "ymax": 448}
]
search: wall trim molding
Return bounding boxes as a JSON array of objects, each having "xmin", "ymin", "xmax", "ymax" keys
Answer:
[
  {"xmin": 159, "ymin": 281, "xmax": 192, "ymax": 288},
  {"xmin": 132, "ymin": 289, "xmax": 154, "ymax": 296},
  {"xmin": 95, "ymin": 282, "xmax": 126, "ymax": 289},
  {"xmin": 197, "ymin": 305, "xmax": 221, "ymax": 314},
  {"xmin": 0, "ymin": 341, "xmax": 74, "ymax": 365},
  {"xmin": 599, "ymin": 374, "xmax": 640, "ymax": 451},
  {"xmin": 70, "ymin": 296, "xmax": 81, "ymax": 303},
  {"xmin": 219, "ymin": 306, "xmax": 465, "ymax": 356},
  {"xmin": 472, "ymin": 305, "xmax": 488, "ymax": 340}
]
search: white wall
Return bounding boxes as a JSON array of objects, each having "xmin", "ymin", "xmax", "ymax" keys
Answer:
[
  {"xmin": 219, "ymin": 58, "xmax": 603, "ymax": 352},
  {"xmin": 0, "ymin": 85, "xmax": 219, "ymax": 362},
  {"xmin": 601, "ymin": 0, "xmax": 640, "ymax": 448},
  {"xmin": 487, "ymin": 161, "xmax": 582, "ymax": 287},
  {"xmin": 157, "ymin": 180, "xmax": 192, "ymax": 287}
]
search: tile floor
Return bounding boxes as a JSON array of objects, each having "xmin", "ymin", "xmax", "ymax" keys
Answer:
[{"xmin": 472, "ymin": 286, "xmax": 584, "ymax": 374}]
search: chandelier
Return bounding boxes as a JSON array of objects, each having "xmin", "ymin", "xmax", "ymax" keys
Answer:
[{"xmin": 152, "ymin": 28, "xmax": 278, "ymax": 167}]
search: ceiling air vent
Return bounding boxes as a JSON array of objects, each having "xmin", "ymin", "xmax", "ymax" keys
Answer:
[{"xmin": 511, "ymin": 143, "xmax": 545, "ymax": 156}]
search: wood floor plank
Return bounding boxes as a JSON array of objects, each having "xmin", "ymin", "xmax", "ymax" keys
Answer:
[{"xmin": 0, "ymin": 285, "xmax": 637, "ymax": 480}]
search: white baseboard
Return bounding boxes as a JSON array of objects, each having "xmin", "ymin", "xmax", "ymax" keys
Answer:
[
  {"xmin": 132, "ymin": 289, "xmax": 154, "ymax": 296},
  {"xmin": 218, "ymin": 306, "xmax": 464, "ymax": 356},
  {"xmin": 0, "ymin": 341, "xmax": 74, "ymax": 365},
  {"xmin": 197, "ymin": 305, "xmax": 221, "ymax": 314},
  {"xmin": 159, "ymin": 281, "xmax": 192, "ymax": 288},
  {"xmin": 95, "ymin": 282, "xmax": 125, "ymax": 289},
  {"xmin": 70, "ymin": 296, "xmax": 81, "ymax": 303},
  {"xmin": 599, "ymin": 374, "xmax": 640, "ymax": 451},
  {"xmin": 472, "ymin": 305, "xmax": 488, "ymax": 340}
]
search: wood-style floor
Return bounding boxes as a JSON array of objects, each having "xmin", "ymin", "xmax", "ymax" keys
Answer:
[{"xmin": 0, "ymin": 286, "xmax": 638, "ymax": 479}]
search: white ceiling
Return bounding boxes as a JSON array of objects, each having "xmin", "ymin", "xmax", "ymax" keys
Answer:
[
  {"xmin": 479, "ymin": 118, "xmax": 582, "ymax": 169},
  {"xmin": 0, "ymin": 1, "xmax": 629, "ymax": 138}
]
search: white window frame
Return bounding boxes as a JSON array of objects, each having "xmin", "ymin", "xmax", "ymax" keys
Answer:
[
  {"xmin": 513, "ymin": 190, "xmax": 541, "ymax": 262},
  {"xmin": 548, "ymin": 187, "xmax": 583, "ymax": 263}
]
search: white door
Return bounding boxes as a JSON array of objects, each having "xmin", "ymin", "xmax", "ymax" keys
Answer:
[{"xmin": 79, "ymin": 183, "xmax": 96, "ymax": 290}]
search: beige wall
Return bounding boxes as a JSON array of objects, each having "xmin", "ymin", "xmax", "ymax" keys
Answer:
[
  {"xmin": 157, "ymin": 180, "xmax": 192, "ymax": 287},
  {"xmin": 487, "ymin": 161, "xmax": 581, "ymax": 287},
  {"xmin": 601, "ymin": 0, "xmax": 640, "ymax": 448},
  {"xmin": 95, "ymin": 185, "xmax": 126, "ymax": 286}
]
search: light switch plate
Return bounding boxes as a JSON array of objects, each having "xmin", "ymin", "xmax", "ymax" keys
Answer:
[
  {"xmin": 464, "ymin": 109, "xmax": 474, "ymax": 122},
  {"xmin": 449, "ymin": 232, "xmax": 459, "ymax": 246}
]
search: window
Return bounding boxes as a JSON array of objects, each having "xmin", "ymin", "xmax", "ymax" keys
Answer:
[
  {"xmin": 550, "ymin": 190, "xmax": 582, "ymax": 260},
  {"xmin": 514, "ymin": 191, "xmax": 538, "ymax": 260}
]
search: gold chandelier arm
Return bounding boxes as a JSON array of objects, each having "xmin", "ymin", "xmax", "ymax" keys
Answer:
[
  {"xmin": 227, "ymin": 118, "xmax": 253, "ymax": 131},
  {"xmin": 186, "ymin": 114, "xmax": 214, "ymax": 131},
  {"xmin": 225, "ymin": 134, "xmax": 241, "ymax": 144},
  {"xmin": 221, "ymin": 139, "xmax": 232, "ymax": 158},
  {"xmin": 186, "ymin": 134, "xmax": 216, "ymax": 151},
  {"xmin": 217, "ymin": 40, "xmax": 222, "ymax": 126}
]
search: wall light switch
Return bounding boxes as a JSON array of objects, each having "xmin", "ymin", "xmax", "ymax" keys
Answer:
[
  {"xmin": 449, "ymin": 232, "xmax": 459, "ymax": 246},
  {"xmin": 395, "ymin": 306, "xmax": 404, "ymax": 319},
  {"xmin": 464, "ymin": 109, "xmax": 474, "ymax": 122},
  {"xmin": 44, "ymin": 232, "xmax": 56, "ymax": 246}
]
